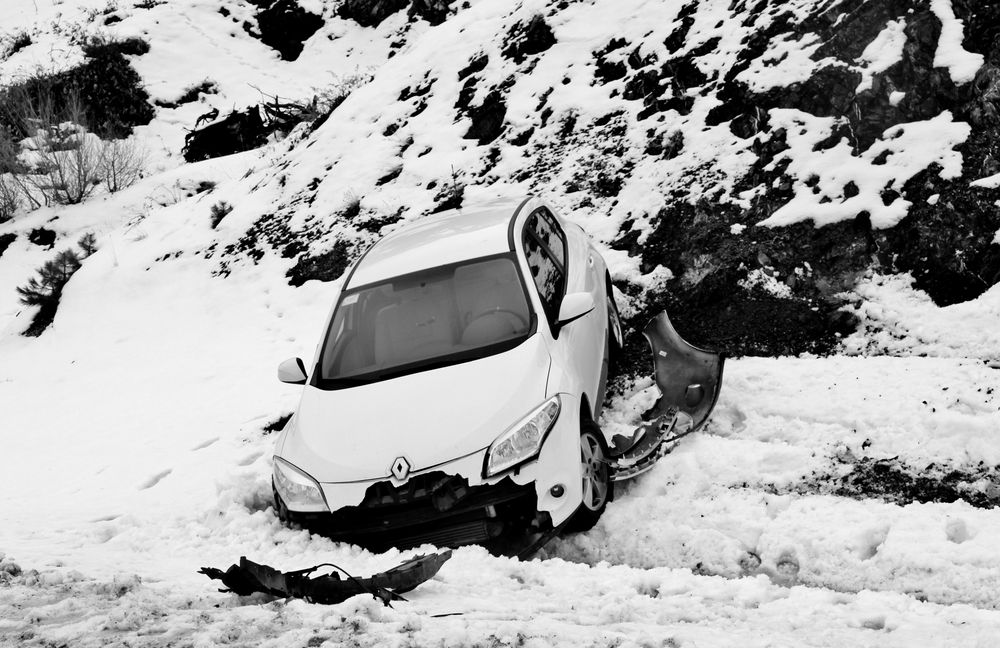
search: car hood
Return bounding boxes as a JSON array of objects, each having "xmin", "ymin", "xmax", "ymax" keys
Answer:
[{"xmin": 280, "ymin": 335, "xmax": 551, "ymax": 482}]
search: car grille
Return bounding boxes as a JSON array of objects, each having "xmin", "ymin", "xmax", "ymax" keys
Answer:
[{"xmin": 288, "ymin": 472, "xmax": 538, "ymax": 550}]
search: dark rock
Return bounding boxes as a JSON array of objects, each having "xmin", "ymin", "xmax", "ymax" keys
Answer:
[
  {"xmin": 457, "ymin": 54, "xmax": 488, "ymax": 80},
  {"xmin": 880, "ymin": 132, "xmax": 1000, "ymax": 305},
  {"xmin": 592, "ymin": 173, "xmax": 622, "ymax": 197},
  {"xmin": 462, "ymin": 91, "xmax": 506, "ymax": 145},
  {"xmin": 251, "ymin": 0, "xmax": 324, "ymax": 61},
  {"xmin": 664, "ymin": 1, "xmax": 698, "ymax": 53},
  {"xmin": 501, "ymin": 15, "xmax": 556, "ymax": 64},
  {"xmin": 409, "ymin": 0, "xmax": 453, "ymax": 25},
  {"xmin": 953, "ymin": 0, "xmax": 1000, "ymax": 65},
  {"xmin": 356, "ymin": 210, "xmax": 403, "ymax": 233},
  {"xmin": 28, "ymin": 228, "xmax": 56, "ymax": 249},
  {"xmin": 0, "ymin": 233, "xmax": 15, "ymax": 258},
  {"xmin": 593, "ymin": 39, "xmax": 629, "ymax": 84},
  {"xmin": 376, "ymin": 165, "xmax": 403, "ymax": 185},
  {"xmin": 611, "ymin": 195, "xmax": 876, "ymax": 357},
  {"xmin": 338, "ymin": 0, "xmax": 407, "ymax": 27},
  {"xmin": 662, "ymin": 130, "xmax": 684, "ymax": 159},
  {"xmin": 812, "ymin": 0, "xmax": 909, "ymax": 62},
  {"xmin": 510, "ymin": 127, "xmax": 534, "ymax": 146}
]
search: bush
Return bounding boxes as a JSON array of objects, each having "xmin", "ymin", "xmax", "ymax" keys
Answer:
[
  {"xmin": 286, "ymin": 240, "xmax": 351, "ymax": 287},
  {"xmin": 100, "ymin": 137, "xmax": 145, "ymax": 193},
  {"xmin": 4, "ymin": 32, "xmax": 31, "ymax": 58},
  {"xmin": 0, "ymin": 174, "xmax": 18, "ymax": 222},
  {"xmin": 17, "ymin": 248, "xmax": 81, "ymax": 336},
  {"xmin": 210, "ymin": 201, "xmax": 233, "ymax": 228},
  {"xmin": 78, "ymin": 232, "xmax": 97, "ymax": 257},
  {"xmin": 0, "ymin": 36, "xmax": 153, "ymax": 140},
  {"xmin": 1, "ymin": 88, "xmax": 146, "ymax": 206},
  {"xmin": 16, "ymin": 233, "xmax": 97, "ymax": 336}
]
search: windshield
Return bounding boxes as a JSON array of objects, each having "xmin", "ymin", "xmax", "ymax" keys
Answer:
[{"xmin": 316, "ymin": 255, "xmax": 534, "ymax": 387}]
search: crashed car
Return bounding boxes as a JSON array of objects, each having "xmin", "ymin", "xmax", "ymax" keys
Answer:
[{"xmin": 272, "ymin": 197, "xmax": 722, "ymax": 550}]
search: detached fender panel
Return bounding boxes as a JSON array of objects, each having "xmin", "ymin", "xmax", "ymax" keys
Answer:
[
  {"xmin": 643, "ymin": 310, "xmax": 725, "ymax": 431},
  {"xmin": 610, "ymin": 311, "xmax": 725, "ymax": 481}
]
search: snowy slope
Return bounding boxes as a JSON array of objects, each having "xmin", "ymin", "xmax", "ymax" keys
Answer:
[{"xmin": 2, "ymin": 0, "xmax": 1000, "ymax": 646}]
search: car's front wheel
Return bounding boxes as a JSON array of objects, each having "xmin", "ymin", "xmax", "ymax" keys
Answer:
[{"xmin": 565, "ymin": 419, "xmax": 613, "ymax": 532}]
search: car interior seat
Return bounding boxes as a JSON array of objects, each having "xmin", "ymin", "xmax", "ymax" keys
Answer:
[
  {"xmin": 454, "ymin": 259, "xmax": 529, "ymax": 347},
  {"xmin": 373, "ymin": 283, "xmax": 456, "ymax": 366}
]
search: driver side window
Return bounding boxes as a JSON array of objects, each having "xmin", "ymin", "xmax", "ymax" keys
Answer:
[{"xmin": 523, "ymin": 208, "xmax": 567, "ymax": 323}]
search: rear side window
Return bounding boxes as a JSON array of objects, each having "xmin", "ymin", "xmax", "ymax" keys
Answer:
[{"xmin": 523, "ymin": 208, "xmax": 567, "ymax": 322}]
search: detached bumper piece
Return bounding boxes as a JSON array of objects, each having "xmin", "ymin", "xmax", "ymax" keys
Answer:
[
  {"xmin": 200, "ymin": 550, "xmax": 451, "ymax": 605},
  {"xmin": 609, "ymin": 310, "xmax": 725, "ymax": 481},
  {"xmin": 286, "ymin": 471, "xmax": 542, "ymax": 551}
]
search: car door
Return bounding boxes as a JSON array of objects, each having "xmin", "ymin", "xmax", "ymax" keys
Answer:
[{"xmin": 522, "ymin": 207, "xmax": 604, "ymax": 414}]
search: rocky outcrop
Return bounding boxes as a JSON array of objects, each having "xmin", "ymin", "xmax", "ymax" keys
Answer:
[
  {"xmin": 604, "ymin": 0, "xmax": 1000, "ymax": 355},
  {"xmin": 250, "ymin": 0, "xmax": 324, "ymax": 61},
  {"xmin": 338, "ymin": 0, "xmax": 408, "ymax": 27}
]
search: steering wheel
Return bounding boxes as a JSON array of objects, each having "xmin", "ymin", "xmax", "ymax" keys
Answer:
[{"xmin": 467, "ymin": 308, "xmax": 529, "ymax": 331}]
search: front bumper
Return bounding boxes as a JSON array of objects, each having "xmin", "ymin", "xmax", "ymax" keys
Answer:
[
  {"xmin": 277, "ymin": 470, "xmax": 545, "ymax": 551},
  {"xmin": 275, "ymin": 394, "xmax": 586, "ymax": 549}
]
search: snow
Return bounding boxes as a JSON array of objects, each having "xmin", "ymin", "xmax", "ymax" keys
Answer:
[
  {"xmin": 842, "ymin": 273, "xmax": 1000, "ymax": 361},
  {"xmin": 929, "ymin": 0, "xmax": 985, "ymax": 85},
  {"xmin": 855, "ymin": 19, "xmax": 907, "ymax": 93},
  {"xmin": 971, "ymin": 172, "xmax": 1000, "ymax": 189},
  {"xmin": 2, "ymin": 0, "xmax": 1000, "ymax": 645},
  {"xmin": 760, "ymin": 111, "xmax": 970, "ymax": 228}
]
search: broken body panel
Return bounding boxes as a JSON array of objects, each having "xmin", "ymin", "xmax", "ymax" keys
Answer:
[
  {"xmin": 201, "ymin": 551, "xmax": 452, "ymax": 605},
  {"xmin": 609, "ymin": 311, "xmax": 726, "ymax": 480}
]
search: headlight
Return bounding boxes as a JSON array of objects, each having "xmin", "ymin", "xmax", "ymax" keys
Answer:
[
  {"xmin": 273, "ymin": 457, "xmax": 328, "ymax": 512},
  {"xmin": 484, "ymin": 396, "xmax": 561, "ymax": 477}
]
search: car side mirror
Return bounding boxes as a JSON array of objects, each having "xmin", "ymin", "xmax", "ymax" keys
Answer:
[
  {"xmin": 556, "ymin": 292, "xmax": 595, "ymax": 328},
  {"xmin": 278, "ymin": 357, "xmax": 308, "ymax": 385}
]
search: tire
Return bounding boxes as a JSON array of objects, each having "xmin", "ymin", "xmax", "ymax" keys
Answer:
[{"xmin": 564, "ymin": 418, "xmax": 614, "ymax": 533}]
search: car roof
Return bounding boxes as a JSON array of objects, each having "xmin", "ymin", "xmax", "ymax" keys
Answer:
[{"xmin": 346, "ymin": 197, "xmax": 529, "ymax": 288}]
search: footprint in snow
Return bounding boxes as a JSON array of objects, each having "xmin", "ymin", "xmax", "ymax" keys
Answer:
[
  {"xmin": 738, "ymin": 551, "xmax": 762, "ymax": 575},
  {"xmin": 138, "ymin": 469, "xmax": 172, "ymax": 490},
  {"xmin": 191, "ymin": 437, "xmax": 219, "ymax": 451},
  {"xmin": 89, "ymin": 514, "xmax": 121, "ymax": 523},
  {"xmin": 946, "ymin": 518, "xmax": 973, "ymax": 544},
  {"xmin": 772, "ymin": 551, "xmax": 800, "ymax": 585}
]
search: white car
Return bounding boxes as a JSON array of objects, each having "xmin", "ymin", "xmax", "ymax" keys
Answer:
[{"xmin": 272, "ymin": 197, "xmax": 625, "ymax": 549}]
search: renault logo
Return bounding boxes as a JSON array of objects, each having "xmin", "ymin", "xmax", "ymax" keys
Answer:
[{"xmin": 390, "ymin": 456, "xmax": 411, "ymax": 480}]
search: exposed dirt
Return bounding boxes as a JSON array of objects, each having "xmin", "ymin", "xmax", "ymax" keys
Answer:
[
  {"xmin": 285, "ymin": 240, "xmax": 352, "ymax": 287},
  {"xmin": 782, "ymin": 450, "xmax": 1000, "ymax": 509}
]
